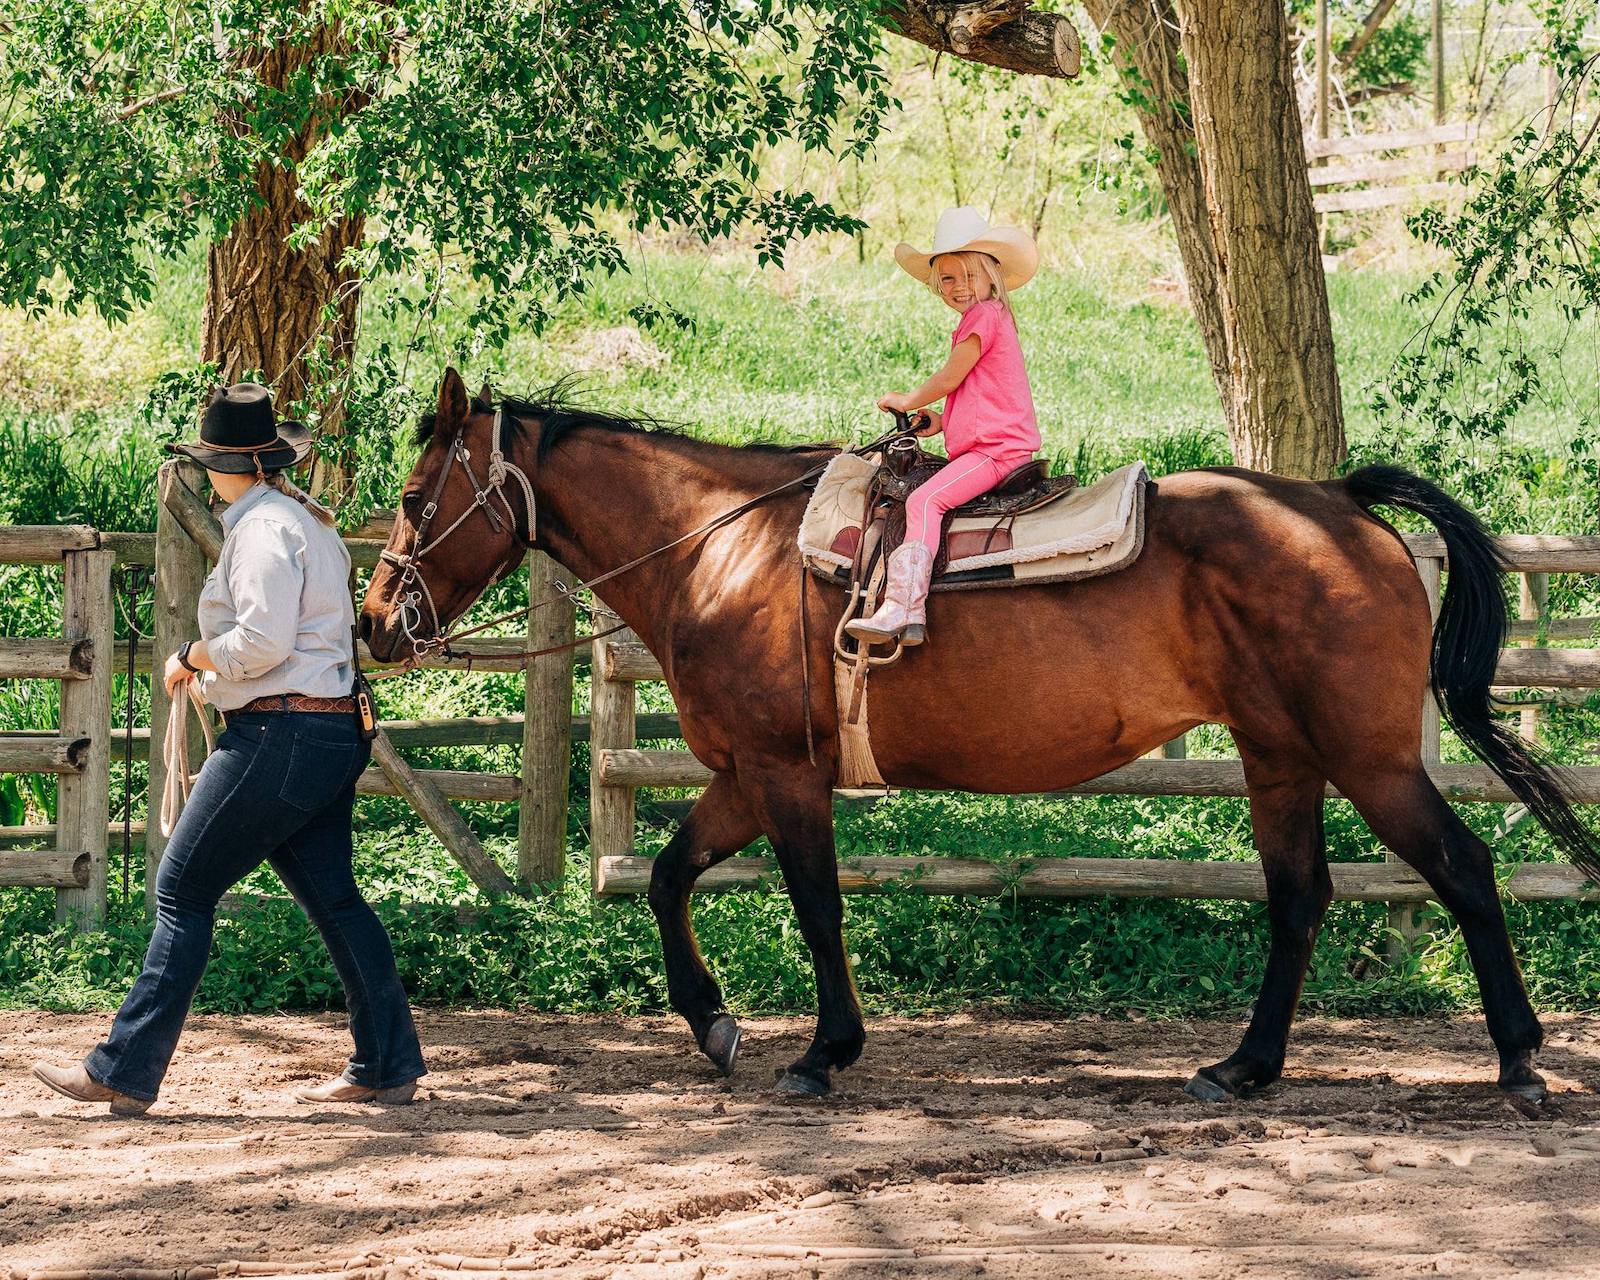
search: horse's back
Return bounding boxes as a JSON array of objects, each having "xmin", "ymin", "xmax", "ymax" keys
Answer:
[{"xmin": 860, "ymin": 464, "xmax": 1433, "ymax": 791}]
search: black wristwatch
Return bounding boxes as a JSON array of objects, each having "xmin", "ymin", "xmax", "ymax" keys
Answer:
[{"xmin": 177, "ymin": 641, "xmax": 199, "ymax": 673}]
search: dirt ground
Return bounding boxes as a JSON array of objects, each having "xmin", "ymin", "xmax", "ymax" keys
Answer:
[{"xmin": 3, "ymin": 1011, "xmax": 1600, "ymax": 1279}]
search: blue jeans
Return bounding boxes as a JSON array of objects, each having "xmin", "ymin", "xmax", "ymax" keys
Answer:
[{"xmin": 85, "ymin": 711, "xmax": 426, "ymax": 1101}]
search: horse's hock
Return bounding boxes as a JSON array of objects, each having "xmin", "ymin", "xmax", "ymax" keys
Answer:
[{"xmin": 590, "ymin": 534, "xmax": 1600, "ymax": 915}]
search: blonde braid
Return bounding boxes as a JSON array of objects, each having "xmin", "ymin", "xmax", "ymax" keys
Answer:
[{"xmin": 263, "ymin": 470, "xmax": 338, "ymax": 527}]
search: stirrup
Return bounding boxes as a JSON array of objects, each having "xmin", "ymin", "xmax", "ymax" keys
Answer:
[{"xmin": 845, "ymin": 618, "xmax": 897, "ymax": 644}]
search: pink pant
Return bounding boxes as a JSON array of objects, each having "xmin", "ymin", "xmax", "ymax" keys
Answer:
[{"xmin": 903, "ymin": 449, "xmax": 1031, "ymax": 547}]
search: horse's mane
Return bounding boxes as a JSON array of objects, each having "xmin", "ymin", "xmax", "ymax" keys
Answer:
[{"xmin": 413, "ymin": 379, "xmax": 838, "ymax": 462}]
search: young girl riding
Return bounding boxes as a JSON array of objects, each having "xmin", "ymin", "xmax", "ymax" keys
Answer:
[{"xmin": 848, "ymin": 206, "xmax": 1040, "ymax": 646}]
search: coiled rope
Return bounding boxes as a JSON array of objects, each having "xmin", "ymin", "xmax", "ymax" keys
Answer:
[{"xmin": 159, "ymin": 680, "xmax": 214, "ymax": 837}]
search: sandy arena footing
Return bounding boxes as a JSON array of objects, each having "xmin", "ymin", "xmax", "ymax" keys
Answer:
[{"xmin": 3, "ymin": 1010, "xmax": 1599, "ymax": 1278}]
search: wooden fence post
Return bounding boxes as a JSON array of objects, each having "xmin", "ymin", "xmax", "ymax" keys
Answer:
[
  {"xmin": 147, "ymin": 461, "xmax": 208, "ymax": 912},
  {"xmin": 1388, "ymin": 553, "xmax": 1444, "ymax": 960},
  {"xmin": 55, "ymin": 546, "xmax": 114, "ymax": 930},
  {"xmin": 519, "ymin": 552, "xmax": 576, "ymax": 890},
  {"xmin": 589, "ymin": 627, "xmax": 637, "ymax": 893},
  {"xmin": 369, "ymin": 732, "xmax": 516, "ymax": 897},
  {"xmin": 1519, "ymin": 572, "xmax": 1549, "ymax": 744}
]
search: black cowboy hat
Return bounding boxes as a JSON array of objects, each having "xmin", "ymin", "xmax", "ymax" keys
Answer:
[{"xmin": 165, "ymin": 382, "xmax": 313, "ymax": 474}]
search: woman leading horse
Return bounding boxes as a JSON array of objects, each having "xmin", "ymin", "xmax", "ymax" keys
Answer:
[{"xmin": 362, "ymin": 368, "xmax": 1599, "ymax": 1102}]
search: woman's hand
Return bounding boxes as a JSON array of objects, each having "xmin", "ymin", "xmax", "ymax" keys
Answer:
[
  {"xmin": 914, "ymin": 408, "xmax": 943, "ymax": 437},
  {"xmin": 163, "ymin": 651, "xmax": 195, "ymax": 698},
  {"xmin": 876, "ymin": 392, "xmax": 917, "ymax": 415}
]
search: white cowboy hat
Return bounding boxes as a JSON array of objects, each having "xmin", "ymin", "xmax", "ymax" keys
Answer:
[{"xmin": 894, "ymin": 206, "xmax": 1039, "ymax": 291}]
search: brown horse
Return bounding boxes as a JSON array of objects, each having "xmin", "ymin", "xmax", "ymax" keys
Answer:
[{"xmin": 362, "ymin": 368, "xmax": 1600, "ymax": 1102}]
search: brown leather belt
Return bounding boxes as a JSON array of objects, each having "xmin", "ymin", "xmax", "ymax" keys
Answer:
[{"xmin": 235, "ymin": 694, "xmax": 357, "ymax": 714}]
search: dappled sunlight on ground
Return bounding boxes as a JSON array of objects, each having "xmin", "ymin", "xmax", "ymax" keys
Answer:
[{"xmin": 3, "ymin": 1011, "xmax": 1599, "ymax": 1278}]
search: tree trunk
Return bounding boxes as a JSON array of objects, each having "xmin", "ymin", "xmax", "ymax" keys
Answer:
[
  {"xmin": 1080, "ymin": 0, "xmax": 1234, "ymax": 435},
  {"xmin": 890, "ymin": 0, "xmax": 1347, "ymax": 478},
  {"xmin": 1172, "ymin": 0, "xmax": 1346, "ymax": 478},
  {"xmin": 200, "ymin": 23, "xmax": 363, "ymax": 504}
]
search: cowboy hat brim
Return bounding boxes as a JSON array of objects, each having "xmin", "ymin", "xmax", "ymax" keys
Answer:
[
  {"xmin": 894, "ymin": 226, "xmax": 1039, "ymax": 292},
  {"xmin": 165, "ymin": 421, "xmax": 313, "ymax": 474}
]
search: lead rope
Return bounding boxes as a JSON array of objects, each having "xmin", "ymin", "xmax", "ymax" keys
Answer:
[{"xmin": 159, "ymin": 680, "xmax": 215, "ymax": 838}]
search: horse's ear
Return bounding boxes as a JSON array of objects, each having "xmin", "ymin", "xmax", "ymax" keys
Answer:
[
  {"xmin": 436, "ymin": 367, "xmax": 470, "ymax": 426},
  {"xmin": 475, "ymin": 380, "xmax": 493, "ymax": 408}
]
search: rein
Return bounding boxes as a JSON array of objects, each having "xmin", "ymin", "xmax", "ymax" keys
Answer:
[{"xmin": 375, "ymin": 405, "xmax": 919, "ymax": 676}]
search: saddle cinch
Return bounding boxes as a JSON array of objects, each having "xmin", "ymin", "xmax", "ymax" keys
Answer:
[{"xmin": 796, "ymin": 440, "xmax": 1150, "ymax": 789}]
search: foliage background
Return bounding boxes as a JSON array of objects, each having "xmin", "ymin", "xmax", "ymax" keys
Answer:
[{"xmin": 2, "ymin": 4, "xmax": 1599, "ymax": 1021}]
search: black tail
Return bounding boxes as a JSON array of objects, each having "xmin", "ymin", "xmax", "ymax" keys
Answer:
[{"xmin": 1344, "ymin": 464, "xmax": 1600, "ymax": 882}]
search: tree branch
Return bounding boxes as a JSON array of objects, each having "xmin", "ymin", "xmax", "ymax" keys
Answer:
[
  {"xmin": 882, "ymin": 1, "xmax": 1081, "ymax": 78},
  {"xmin": 1338, "ymin": 0, "xmax": 1400, "ymax": 70},
  {"xmin": 1345, "ymin": 79, "xmax": 1414, "ymax": 106},
  {"xmin": 116, "ymin": 86, "xmax": 186, "ymax": 121}
]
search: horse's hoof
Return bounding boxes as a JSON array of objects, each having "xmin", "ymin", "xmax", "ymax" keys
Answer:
[
  {"xmin": 775, "ymin": 1069, "xmax": 830, "ymax": 1098},
  {"xmin": 1183, "ymin": 1070, "xmax": 1232, "ymax": 1103},
  {"xmin": 1501, "ymin": 1073, "xmax": 1548, "ymax": 1103},
  {"xmin": 703, "ymin": 1015, "xmax": 742, "ymax": 1077}
]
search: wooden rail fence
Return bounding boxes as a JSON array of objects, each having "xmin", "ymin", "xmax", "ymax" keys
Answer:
[
  {"xmin": 6, "ymin": 499, "xmax": 1600, "ymax": 933},
  {"xmin": 0, "ymin": 526, "xmax": 113, "ymax": 928},
  {"xmin": 1307, "ymin": 120, "xmax": 1479, "ymax": 215}
]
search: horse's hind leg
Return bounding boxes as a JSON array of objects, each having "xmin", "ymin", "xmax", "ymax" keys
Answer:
[
  {"xmin": 646, "ymin": 772, "xmax": 763, "ymax": 1075},
  {"xmin": 1188, "ymin": 747, "xmax": 1331, "ymax": 1101},
  {"xmin": 1336, "ymin": 765, "xmax": 1545, "ymax": 1100}
]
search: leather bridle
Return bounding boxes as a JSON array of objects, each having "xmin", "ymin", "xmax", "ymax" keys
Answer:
[
  {"xmin": 373, "ymin": 404, "xmax": 919, "ymax": 669},
  {"xmin": 378, "ymin": 407, "xmax": 539, "ymax": 661}
]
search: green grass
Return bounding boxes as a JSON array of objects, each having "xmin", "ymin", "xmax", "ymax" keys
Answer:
[{"xmin": 2, "ymin": 245, "xmax": 1600, "ymax": 1020}]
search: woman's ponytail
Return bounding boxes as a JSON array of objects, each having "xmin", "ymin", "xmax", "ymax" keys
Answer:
[{"xmin": 263, "ymin": 470, "xmax": 338, "ymax": 528}]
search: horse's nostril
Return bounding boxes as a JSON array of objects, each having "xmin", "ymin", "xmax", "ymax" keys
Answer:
[{"xmin": 357, "ymin": 613, "xmax": 372, "ymax": 642}]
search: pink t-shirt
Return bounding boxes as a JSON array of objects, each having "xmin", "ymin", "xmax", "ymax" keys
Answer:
[{"xmin": 942, "ymin": 300, "xmax": 1039, "ymax": 462}]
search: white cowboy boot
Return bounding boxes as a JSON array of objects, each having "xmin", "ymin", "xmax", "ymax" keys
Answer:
[{"xmin": 846, "ymin": 541, "xmax": 934, "ymax": 646}]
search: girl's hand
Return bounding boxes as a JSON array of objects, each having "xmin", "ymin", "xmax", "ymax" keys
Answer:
[
  {"xmin": 876, "ymin": 392, "xmax": 916, "ymax": 414},
  {"xmin": 163, "ymin": 652, "xmax": 195, "ymax": 698},
  {"xmin": 914, "ymin": 408, "xmax": 943, "ymax": 437}
]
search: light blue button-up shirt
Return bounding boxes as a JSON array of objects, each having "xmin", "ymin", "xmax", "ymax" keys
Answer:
[{"xmin": 196, "ymin": 484, "xmax": 355, "ymax": 712}]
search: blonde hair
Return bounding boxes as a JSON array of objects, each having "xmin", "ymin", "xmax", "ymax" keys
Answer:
[
  {"xmin": 927, "ymin": 251, "xmax": 1014, "ymax": 316},
  {"xmin": 264, "ymin": 469, "xmax": 338, "ymax": 527}
]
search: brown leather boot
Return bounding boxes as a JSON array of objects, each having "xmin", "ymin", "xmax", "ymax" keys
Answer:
[
  {"xmin": 294, "ymin": 1076, "xmax": 419, "ymax": 1105},
  {"xmin": 32, "ymin": 1062, "xmax": 152, "ymax": 1116},
  {"xmin": 845, "ymin": 541, "xmax": 934, "ymax": 646}
]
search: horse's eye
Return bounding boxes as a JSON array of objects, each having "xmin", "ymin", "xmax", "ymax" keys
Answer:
[{"xmin": 401, "ymin": 492, "xmax": 421, "ymax": 507}]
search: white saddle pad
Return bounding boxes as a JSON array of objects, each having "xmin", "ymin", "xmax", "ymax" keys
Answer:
[{"xmin": 799, "ymin": 455, "xmax": 1149, "ymax": 591}]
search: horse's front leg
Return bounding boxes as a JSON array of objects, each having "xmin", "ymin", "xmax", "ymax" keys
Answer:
[
  {"xmin": 646, "ymin": 772, "xmax": 762, "ymax": 1075},
  {"xmin": 741, "ymin": 763, "xmax": 864, "ymax": 1096}
]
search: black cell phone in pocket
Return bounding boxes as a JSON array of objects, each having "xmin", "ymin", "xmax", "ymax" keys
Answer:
[{"xmin": 351, "ymin": 625, "xmax": 379, "ymax": 741}]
